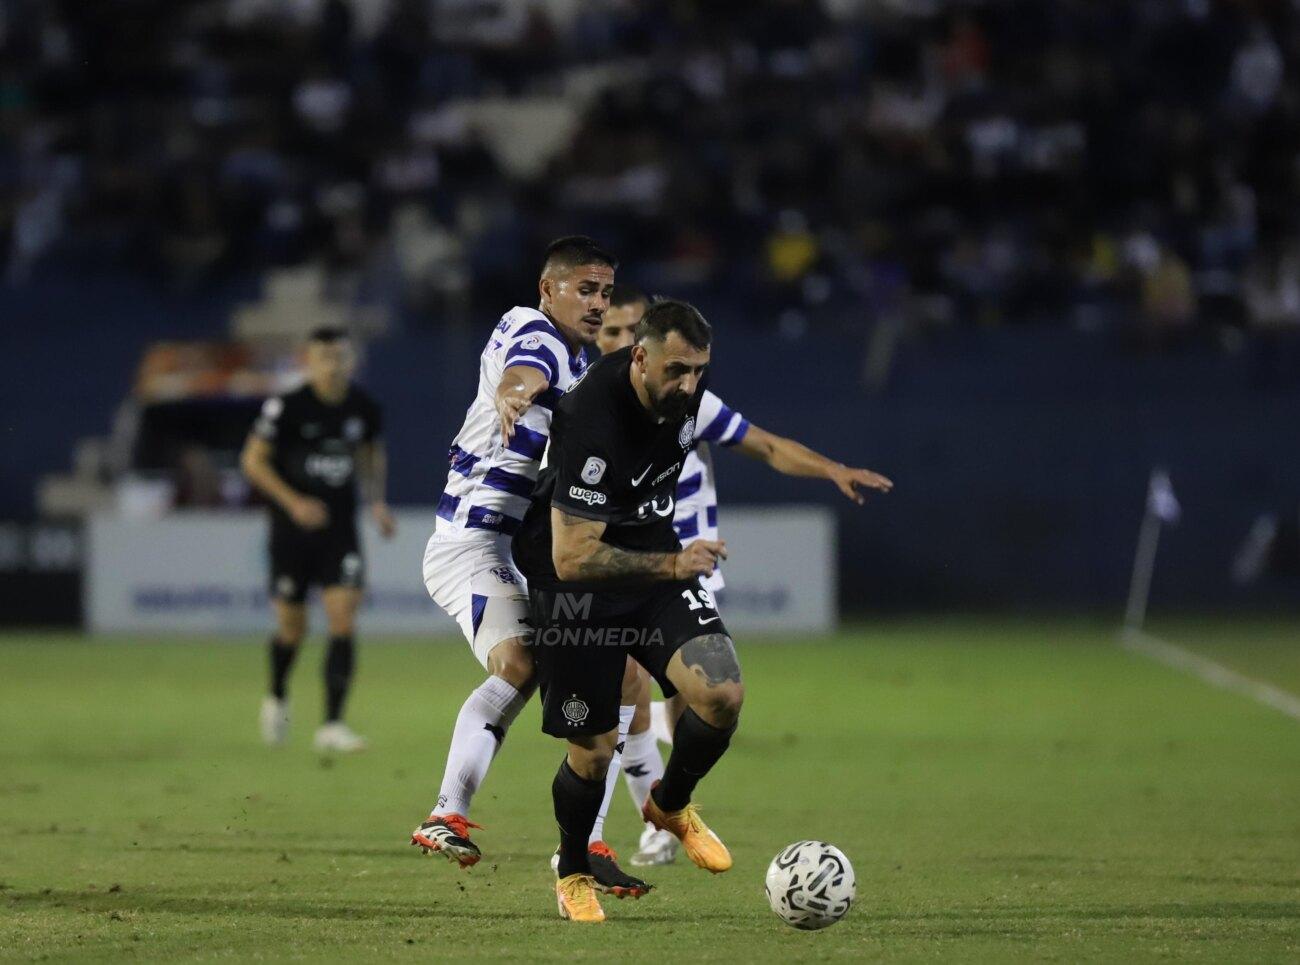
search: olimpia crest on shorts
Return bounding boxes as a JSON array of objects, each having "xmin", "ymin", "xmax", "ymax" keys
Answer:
[{"xmin": 562, "ymin": 695, "xmax": 590, "ymax": 725}]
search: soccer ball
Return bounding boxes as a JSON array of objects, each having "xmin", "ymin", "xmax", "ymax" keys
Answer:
[{"xmin": 764, "ymin": 840, "xmax": 856, "ymax": 930}]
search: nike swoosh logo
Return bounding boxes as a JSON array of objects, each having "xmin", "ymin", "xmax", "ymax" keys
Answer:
[
  {"xmin": 697, "ymin": 615, "xmax": 720, "ymax": 625},
  {"xmin": 631, "ymin": 464, "xmax": 652, "ymax": 486}
]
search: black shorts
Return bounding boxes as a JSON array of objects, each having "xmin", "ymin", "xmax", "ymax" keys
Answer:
[
  {"xmin": 528, "ymin": 581, "xmax": 728, "ymax": 737},
  {"xmin": 269, "ymin": 522, "xmax": 364, "ymax": 604}
]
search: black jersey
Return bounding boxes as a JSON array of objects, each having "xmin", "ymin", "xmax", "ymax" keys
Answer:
[
  {"xmin": 513, "ymin": 347, "xmax": 704, "ymax": 593},
  {"xmin": 252, "ymin": 383, "xmax": 382, "ymax": 530}
]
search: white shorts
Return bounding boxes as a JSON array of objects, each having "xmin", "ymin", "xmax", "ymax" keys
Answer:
[{"xmin": 422, "ymin": 531, "xmax": 531, "ymax": 668}]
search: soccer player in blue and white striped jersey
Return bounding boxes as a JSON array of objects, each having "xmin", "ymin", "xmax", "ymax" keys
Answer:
[
  {"xmin": 591, "ymin": 287, "xmax": 893, "ymax": 866},
  {"xmin": 412, "ymin": 238, "xmax": 650, "ymax": 896}
]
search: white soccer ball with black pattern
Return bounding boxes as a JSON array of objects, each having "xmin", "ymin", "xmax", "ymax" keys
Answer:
[{"xmin": 764, "ymin": 840, "xmax": 856, "ymax": 930}]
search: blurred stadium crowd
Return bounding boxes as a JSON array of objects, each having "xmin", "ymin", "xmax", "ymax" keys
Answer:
[{"xmin": 4, "ymin": 0, "xmax": 1300, "ymax": 336}]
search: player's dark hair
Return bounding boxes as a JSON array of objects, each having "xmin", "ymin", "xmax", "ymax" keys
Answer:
[
  {"xmin": 634, "ymin": 299, "xmax": 712, "ymax": 351},
  {"xmin": 308, "ymin": 326, "xmax": 349, "ymax": 344},
  {"xmin": 541, "ymin": 235, "xmax": 618, "ymax": 275},
  {"xmin": 610, "ymin": 284, "xmax": 648, "ymax": 308}
]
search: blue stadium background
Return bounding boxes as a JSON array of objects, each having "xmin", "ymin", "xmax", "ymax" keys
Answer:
[
  {"xmin": 5, "ymin": 0, "xmax": 1300, "ymax": 614},
  {"xmin": 5, "ymin": 272, "xmax": 1300, "ymax": 612}
]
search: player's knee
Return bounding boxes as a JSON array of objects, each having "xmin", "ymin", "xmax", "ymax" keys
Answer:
[
  {"xmin": 322, "ymin": 591, "xmax": 359, "ymax": 636},
  {"xmin": 666, "ymin": 691, "xmax": 689, "ymax": 728},
  {"xmin": 698, "ymin": 681, "xmax": 744, "ymax": 726},
  {"xmin": 630, "ymin": 700, "xmax": 650, "ymax": 735},
  {"xmin": 568, "ymin": 745, "xmax": 613, "ymax": 781},
  {"xmin": 276, "ymin": 613, "xmax": 306, "ymax": 645},
  {"xmin": 487, "ymin": 641, "xmax": 535, "ymax": 689},
  {"xmin": 619, "ymin": 657, "xmax": 641, "ymax": 703}
]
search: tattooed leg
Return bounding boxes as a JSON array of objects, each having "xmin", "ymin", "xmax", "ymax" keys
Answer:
[
  {"xmin": 654, "ymin": 634, "xmax": 743, "ymax": 814},
  {"xmin": 666, "ymin": 633, "xmax": 744, "ymax": 728}
]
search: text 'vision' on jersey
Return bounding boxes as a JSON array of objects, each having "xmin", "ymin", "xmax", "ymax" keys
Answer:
[{"xmin": 436, "ymin": 307, "xmax": 588, "ymax": 537}]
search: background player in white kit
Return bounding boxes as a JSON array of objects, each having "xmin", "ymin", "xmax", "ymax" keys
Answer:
[
  {"xmin": 591, "ymin": 287, "xmax": 893, "ymax": 866},
  {"xmin": 410, "ymin": 238, "xmax": 652, "ymax": 897}
]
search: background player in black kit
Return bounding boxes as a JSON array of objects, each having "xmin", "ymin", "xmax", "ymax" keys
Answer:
[
  {"xmin": 513, "ymin": 302, "xmax": 743, "ymax": 922},
  {"xmin": 240, "ymin": 327, "xmax": 396, "ymax": 754}
]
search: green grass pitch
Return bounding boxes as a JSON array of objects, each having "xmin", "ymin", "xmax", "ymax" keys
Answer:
[{"xmin": 2, "ymin": 618, "xmax": 1299, "ymax": 962}]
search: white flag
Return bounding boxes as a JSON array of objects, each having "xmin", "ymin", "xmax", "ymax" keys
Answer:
[{"xmin": 1147, "ymin": 469, "xmax": 1181, "ymax": 524}]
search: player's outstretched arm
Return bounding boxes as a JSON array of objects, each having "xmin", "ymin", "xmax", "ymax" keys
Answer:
[
  {"xmin": 734, "ymin": 425, "xmax": 893, "ymax": 505},
  {"xmin": 495, "ymin": 364, "xmax": 550, "ymax": 442},
  {"xmin": 239, "ymin": 434, "xmax": 329, "ymax": 529},
  {"xmin": 358, "ymin": 440, "xmax": 396, "ymax": 538},
  {"xmin": 550, "ymin": 507, "xmax": 725, "ymax": 583}
]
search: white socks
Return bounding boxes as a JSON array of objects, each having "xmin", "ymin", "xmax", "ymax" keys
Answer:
[
  {"xmin": 589, "ymin": 705, "xmax": 635, "ymax": 845},
  {"xmin": 432, "ymin": 675, "xmax": 528, "ymax": 818},
  {"xmin": 621, "ymin": 727, "xmax": 665, "ymax": 832},
  {"xmin": 432, "ymin": 686, "xmax": 662, "ymax": 843},
  {"xmin": 649, "ymin": 700, "xmax": 675, "ymax": 745}
]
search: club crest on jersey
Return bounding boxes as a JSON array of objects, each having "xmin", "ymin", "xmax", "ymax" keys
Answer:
[
  {"xmin": 562, "ymin": 695, "xmax": 590, "ymax": 726},
  {"xmin": 581, "ymin": 457, "xmax": 607, "ymax": 484},
  {"xmin": 491, "ymin": 565, "xmax": 520, "ymax": 585},
  {"xmin": 520, "ymin": 334, "xmax": 543, "ymax": 350},
  {"xmin": 678, "ymin": 417, "xmax": 695, "ymax": 448}
]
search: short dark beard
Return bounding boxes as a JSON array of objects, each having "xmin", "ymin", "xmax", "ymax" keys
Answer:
[{"xmin": 651, "ymin": 390, "xmax": 691, "ymax": 421}]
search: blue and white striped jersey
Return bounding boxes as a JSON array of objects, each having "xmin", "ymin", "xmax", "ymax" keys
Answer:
[
  {"xmin": 436, "ymin": 307, "xmax": 587, "ymax": 538},
  {"xmin": 673, "ymin": 389, "xmax": 749, "ymax": 592}
]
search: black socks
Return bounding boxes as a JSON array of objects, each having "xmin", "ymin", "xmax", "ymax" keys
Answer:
[
  {"xmin": 653, "ymin": 707, "xmax": 736, "ymax": 812},
  {"xmin": 268, "ymin": 637, "xmax": 299, "ymax": 700},
  {"xmin": 553, "ymin": 759, "xmax": 606, "ymax": 878},
  {"xmin": 270, "ymin": 634, "xmax": 357, "ymax": 724},
  {"xmin": 324, "ymin": 635, "xmax": 355, "ymax": 723}
]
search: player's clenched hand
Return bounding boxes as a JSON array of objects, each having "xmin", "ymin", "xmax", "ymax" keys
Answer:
[
  {"xmin": 371, "ymin": 501, "xmax": 397, "ymax": 539},
  {"xmin": 289, "ymin": 495, "xmax": 330, "ymax": 530},
  {"xmin": 497, "ymin": 395, "xmax": 531, "ymax": 442},
  {"xmin": 674, "ymin": 539, "xmax": 727, "ymax": 579},
  {"xmin": 830, "ymin": 466, "xmax": 893, "ymax": 505}
]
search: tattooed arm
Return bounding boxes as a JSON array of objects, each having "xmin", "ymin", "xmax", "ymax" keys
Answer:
[{"xmin": 550, "ymin": 507, "xmax": 724, "ymax": 583}]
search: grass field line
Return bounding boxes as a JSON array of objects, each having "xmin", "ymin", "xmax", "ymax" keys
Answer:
[{"xmin": 1120, "ymin": 626, "xmax": 1300, "ymax": 722}]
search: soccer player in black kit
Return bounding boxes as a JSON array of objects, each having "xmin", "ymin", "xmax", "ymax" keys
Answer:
[
  {"xmin": 240, "ymin": 327, "xmax": 396, "ymax": 753},
  {"xmin": 513, "ymin": 301, "xmax": 741, "ymax": 922}
]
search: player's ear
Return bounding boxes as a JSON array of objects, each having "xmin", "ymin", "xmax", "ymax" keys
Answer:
[{"xmin": 538, "ymin": 273, "xmax": 552, "ymax": 307}]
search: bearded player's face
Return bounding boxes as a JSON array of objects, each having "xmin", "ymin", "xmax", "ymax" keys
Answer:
[
  {"xmin": 540, "ymin": 263, "xmax": 614, "ymax": 348},
  {"xmin": 636, "ymin": 331, "xmax": 710, "ymax": 421}
]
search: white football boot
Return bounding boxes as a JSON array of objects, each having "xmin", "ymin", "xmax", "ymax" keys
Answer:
[
  {"xmin": 260, "ymin": 696, "xmax": 290, "ymax": 746},
  {"xmin": 630, "ymin": 825, "xmax": 679, "ymax": 866},
  {"xmin": 313, "ymin": 721, "xmax": 368, "ymax": 753}
]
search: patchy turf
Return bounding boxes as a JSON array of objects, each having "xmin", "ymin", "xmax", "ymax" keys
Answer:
[{"xmin": 2, "ymin": 619, "xmax": 1299, "ymax": 961}]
